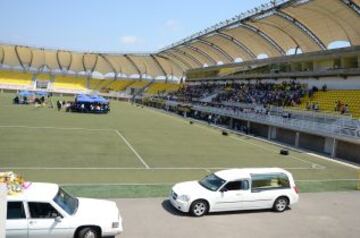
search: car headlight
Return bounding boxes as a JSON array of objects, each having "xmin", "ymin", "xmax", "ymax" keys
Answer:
[
  {"xmin": 112, "ymin": 222, "xmax": 120, "ymax": 228},
  {"xmin": 178, "ymin": 195, "xmax": 190, "ymax": 202}
]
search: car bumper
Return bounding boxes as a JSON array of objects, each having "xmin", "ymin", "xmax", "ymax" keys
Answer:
[
  {"xmin": 290, "ymin": 194, "xmax": 300, "ymax": 205},
  {"xmin": 103, "ymin": 216, "xmax": 123, "ymax": 236},
  {"xmin": 169, "ymin": 196, "xmax": 190, "ymax": 213},
  {"xmin": 103, "ymin": 227, "xmax": 123, "ymax": 236}
]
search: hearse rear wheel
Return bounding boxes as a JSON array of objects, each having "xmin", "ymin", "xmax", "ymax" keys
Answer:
[{"xmin": 273, "ymin": 197, "xmax": 289, "ymax": 212}]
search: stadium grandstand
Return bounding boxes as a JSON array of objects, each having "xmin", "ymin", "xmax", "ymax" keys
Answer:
[
  {"xmin": 0, "ymin": 0, "xmax": 360, "ymax": 164},
  {"xmin": 0, "ymin": 0, "xmax": 360, "ymax": 198}
]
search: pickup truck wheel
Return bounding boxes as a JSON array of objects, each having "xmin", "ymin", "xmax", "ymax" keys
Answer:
[
  {"xmin": 273, "ymin": 197, "xmax": 289, "ymax": 212},
  {"xmin": 78, "ymin": 227, "xmax": 99, "ymax": 238},
  {"xmin": 190, "ymin": 200, "xmax": 209, "ymax": 217}
]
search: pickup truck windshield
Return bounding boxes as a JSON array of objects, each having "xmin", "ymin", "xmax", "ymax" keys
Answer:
[
  {"xmin": 53, "ymin": 188, "xmax": 78, "ymax": 215},
  {"xmin": 199, "ymin": 174, "xmax": 226, "ymax": 191}
]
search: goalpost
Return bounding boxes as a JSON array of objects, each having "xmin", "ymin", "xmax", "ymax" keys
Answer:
[{"xmin": 0, "ymin": 183, "xmax": 7, "ymax": 238}]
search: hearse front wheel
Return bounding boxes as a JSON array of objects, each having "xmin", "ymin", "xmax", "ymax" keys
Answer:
[
  {"xmin": 190, "ymin": 200, "xmax": 209, "ymax": 217},
  {"xmin": 78, "ymin": 227, "xmax": 99, "ymax": 238}
]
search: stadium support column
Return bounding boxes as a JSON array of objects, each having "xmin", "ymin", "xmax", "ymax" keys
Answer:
[
  {"xmin": 0, "ymin": 183, "xmax": 7, "ymax": 238},
  {"xmin": 229, "ymin": 118, "xmax": 234, "ymax": 129},
  {"xmin": 268, "ymin": 126, "xmax": 277, "ymax": 140},
  {"xmin": 331, "ymin": 138, "xmax": 338, "ymax": 159},
  {"xmin": 295, "ymin": 132, "xmax": 300, "ymax": 148}
]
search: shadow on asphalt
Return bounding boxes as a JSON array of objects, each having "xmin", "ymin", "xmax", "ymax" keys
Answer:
[
  {"xmin": 161, "ymin": 199, "xmax": 290, "ymax": 217},
  {"xmin": 161, "ymin": 200, "xmax": 188, "ymax": 217}
]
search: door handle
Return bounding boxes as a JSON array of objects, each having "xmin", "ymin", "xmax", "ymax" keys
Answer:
[{"xmin": 29, "ymin": 221, "xmax": 36, "ymax": 225}]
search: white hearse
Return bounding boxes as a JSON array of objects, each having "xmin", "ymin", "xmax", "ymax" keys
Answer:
[
  {"xmin": 6, "ymin": 182, "xmax": 123, "ymax": 238},
  {"xmin": 170, "ymin": 168, "xmax": 299, "ymax": 216}
]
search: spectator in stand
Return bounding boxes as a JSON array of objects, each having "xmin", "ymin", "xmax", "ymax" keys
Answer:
[
  {"xmin": 341, "ymin": 104, "xmax": 350, "ymax": 114},
  {"xmin": 322, "ymin": 84, "xmax": 327, "ymax": 92}
]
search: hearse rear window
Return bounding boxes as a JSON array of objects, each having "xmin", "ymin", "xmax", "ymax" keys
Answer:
[{"xmin": 251, "ymin": 173, "xmax": 290, "ymax": 191}]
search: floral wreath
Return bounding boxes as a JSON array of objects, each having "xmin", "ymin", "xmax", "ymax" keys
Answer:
[{"xmin": 0, "ymin": 172, "xmax": 31, "ymax": 195}]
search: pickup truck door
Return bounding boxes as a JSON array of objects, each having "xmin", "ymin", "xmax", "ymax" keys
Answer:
[
  {"xmin": 27, "ymin": 202, "xmax": 72, "ymax": 238},
  {"xmin": 6, "ymin": 201, "xmax": 28, "ymax": 238}
]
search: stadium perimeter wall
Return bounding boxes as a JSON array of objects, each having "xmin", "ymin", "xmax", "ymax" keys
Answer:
[
  {"xmin": 337, "ymin": 141, "xmax": 360, "ymax": 164},
  {"xmin": 242, "ymin": 121, "xmax": 360, "ymax": 164}
]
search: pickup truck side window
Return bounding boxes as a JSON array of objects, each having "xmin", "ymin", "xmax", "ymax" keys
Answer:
[
  {"xmin": 28, "ymin": 202, "xmax": 61, "ymax": 219},
  {"xmin": 7, "ymin": 202, "xmax": 26, "ymax": 220}
]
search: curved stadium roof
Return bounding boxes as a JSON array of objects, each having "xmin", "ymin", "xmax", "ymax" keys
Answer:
[{"xmin": 0, "ymin": 0, "xmax": 359, "ymax": 80}]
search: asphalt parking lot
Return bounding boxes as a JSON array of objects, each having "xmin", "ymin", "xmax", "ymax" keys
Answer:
[{"xmin": 114, "ymin": 192, "xmax": 360, "ymax": 238}]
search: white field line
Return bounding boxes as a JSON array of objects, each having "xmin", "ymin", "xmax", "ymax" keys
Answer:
[
  {"xmin": 0, "ymin": 125, "xmax": 112, "ymax": 132},
  {"xmin": 296, "ymin": 179, "xmax": 360, "ymax": 182},
  {"xmin": 61, "ymin": 183, "xmax": 174, "ymax": 186},
  {"xmin": 0, "ymin": 125, "xmax": 150, "ymax": 169},
  {"xmin": 114, "ymin": 130, "xmax": 150, "ymax": 169},
  {"xmin": 190, "ymin": 116, "xmax": 357, "ymax": 170},
  {"xmin": 1, "ymin": 167, "xmax": 321, "ymax": 171},
  {"xmin": 192, "ymin": 123, "xmax": 325, "ymax": 170},
  {"xmin": 60, "ymin": 179, "xmax": 360, "ymax": 187},
  {"xmin": 145, "ymin": 106, "xmax": 360, "ymax": 170},
  {"xmin": 142, "ymin": 107, "xmax": 325, "ymax": 170}
]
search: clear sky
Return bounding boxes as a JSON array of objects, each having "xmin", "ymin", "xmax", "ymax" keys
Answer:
[{"xmin": 0, "ymin": 0, "xmax": 270, "ymax": 53}]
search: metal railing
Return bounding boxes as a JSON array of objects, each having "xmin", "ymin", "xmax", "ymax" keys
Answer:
[{"xmin": 178, "ymin": 103, "xmax": 360, "ymax": 141}]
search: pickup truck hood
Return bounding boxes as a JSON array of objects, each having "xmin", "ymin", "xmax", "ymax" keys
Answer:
[
  {"xmin": 172, "ymin": 181, "xmax": 210, "ymax": 197},
  {"xmin": 75, "ymin": 198, "xmax": 120, "ymax": 222}
]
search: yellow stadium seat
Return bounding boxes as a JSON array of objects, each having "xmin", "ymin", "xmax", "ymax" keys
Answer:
[
  {"xmin": 145, "ymin": 82, "xmax": 182, "ymax": 95},
  {"xmin": 88, "ymin": 79, "xmax": 106, "ymax": 91},
  {"xmin": 0, "ymin": 71, "xmax": 32, "ymax": 86},
  {"xmin": 53, "ymin": 76, "xmax": 87, "ymax": 90},
  {"xmin": 35, "ymin": 74, "xmax": 51, "ymax": 81},
  {"xmin": 105, "ymin": 80, "xmax": 134, "ymax": 92},
  {"xmin": 129, "ymin": 80, "xmax": 149, "ymax": 89},
  {"xmin": 300, "ymin": 90, "xmax": 360, "ymax": 118}
]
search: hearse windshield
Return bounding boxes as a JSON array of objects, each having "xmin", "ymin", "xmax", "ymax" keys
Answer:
[
  {"xmin": 199, "ymin": 174, "xmax": 226, "ymax": 191},
  {"xmin": 53, "ymin": 188, "xmax": 78, "ymax": 215}
]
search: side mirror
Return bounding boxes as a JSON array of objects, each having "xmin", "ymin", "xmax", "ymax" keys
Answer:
[
  {"xmin": 55, "ymin": 216, "xmax": 62, "ymax": 223},
  {"xmin": 220, "ymin": 188, "xmax": 228, "ymax": 193}
]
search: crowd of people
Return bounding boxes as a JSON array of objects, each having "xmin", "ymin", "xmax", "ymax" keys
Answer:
[
  {"xmin": 13, "ymin": 93, "xmax": 53, "ymax": 108},
  {"xmin": 169, "ymin": 83, "xmax": 220, "ymax": 102},
  {"xmin": 56, "ymin": 100, "xmax": 110, "ymax": 113},
  {"xmin": 168, "ymin": 81, "xmax": 305, "ymax": 107},
  {"xmin": 213, "ymin": 81, "xmax": 305, "ymax": 107}
]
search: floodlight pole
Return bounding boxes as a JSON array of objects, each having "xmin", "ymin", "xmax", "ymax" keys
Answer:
[{"xmin": 0, "ymin": 183, "xmax": 7, "ymax": 238}]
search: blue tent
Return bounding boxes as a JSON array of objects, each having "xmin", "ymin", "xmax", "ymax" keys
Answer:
[
  {"xmin": 35, "ymin": 91, "xmax": 48, "ymax": 97},
  {"xmin": 18, "ymin": 91, "xmax": 34, "ymax": 97},
  {"xmin": 76, "ymin": 94, "xmax": 108, "ymax": 104},
  {"xmin": 90, "ymin": 95, "xmax": 108, "ymax": 104},
  {"xmin": 76, "ymin": 94, "xmax": 93, "ymax": 103}
]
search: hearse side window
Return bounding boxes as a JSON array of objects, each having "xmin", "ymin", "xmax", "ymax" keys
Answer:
[
  {"xmin": 7, "ymin": 202, "xmax": 26, "ymax": 220},
  {"xmin": 251, "ymin": 173, "xmax": 290, "ymax": 191},
  {"xmin": 223, "ymin": 180, "xmax": 249, "ymax": 191},
  {"xmin": 28, "ymin": 202, "xmax": 61, "ymax": 219}
]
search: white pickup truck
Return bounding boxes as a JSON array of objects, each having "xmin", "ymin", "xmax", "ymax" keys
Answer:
[{"xmin": 6, "ymin": 182, "xmax": 123, "ymax": 238}]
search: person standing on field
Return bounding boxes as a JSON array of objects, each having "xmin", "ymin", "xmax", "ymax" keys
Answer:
[{"xmin": 56, "ymin": 100, "xmax": 62, "ymax": 111}]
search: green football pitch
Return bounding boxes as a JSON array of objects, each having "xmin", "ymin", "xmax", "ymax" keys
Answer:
[{"xmin": 0, "ymin": 93, "xmax": 359, "ymax": 198}]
